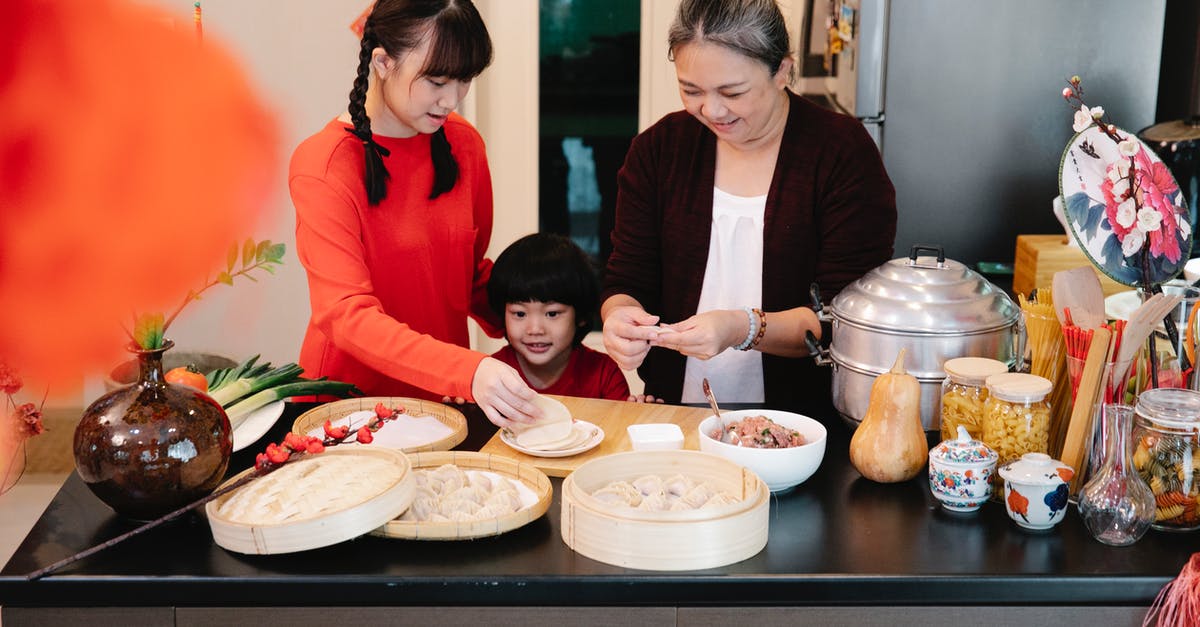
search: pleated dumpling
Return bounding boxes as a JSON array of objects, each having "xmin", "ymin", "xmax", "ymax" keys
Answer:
[
  {"xmin": 590, "ymin": 480, "xmax": 643, "ymax": 507},
  {"xmin": 663, "ymin": 474, "xmax": 693, "ymax": 497},
  {"xmin": 681, "ymin": 483, "xmax": 718, "ymax": 509},
  {"xmin": 632, "ymin": 474, "xmax": 664, "ymax": 496}
]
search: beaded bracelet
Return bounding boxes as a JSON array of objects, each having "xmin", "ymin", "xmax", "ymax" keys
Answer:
[
  {"xmin": 734, "ymin": 307, "xmax": 757, "ymax": 351},
  {"xmin": 749, "ymin": 307, "xmax": 767, "ymax": 349}
]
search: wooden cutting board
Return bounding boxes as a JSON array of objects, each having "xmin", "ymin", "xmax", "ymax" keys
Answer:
[{"xmin": 478, "ymin": 395, "xmax": 715, "ymax": 477}]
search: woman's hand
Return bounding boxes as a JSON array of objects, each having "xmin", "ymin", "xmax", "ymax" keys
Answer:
[
  {"xmin": 470, "ymin": 357, "xmax": 542, "ymax": 428},
  {"xmin": 601, "ymin": 305, "xmax": 662, "ymax": 370},
  {"xmin": 628, "ymin": 393, "xmax": 664, "ymax": 404},
  {"xmin": 652, "ymin": 309, "xmax": 746, "ymax": 360}
]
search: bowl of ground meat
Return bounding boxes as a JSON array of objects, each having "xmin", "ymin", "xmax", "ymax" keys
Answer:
[{"xmin": 698, "ymin": 410, "xmax": 827, "ymax": 492}]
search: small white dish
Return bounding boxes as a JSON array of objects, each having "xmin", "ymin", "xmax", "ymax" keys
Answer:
[
  {"xmin": 626, "ymin": 423, "xmax": 684, "ymax": 451},
  {"xmin": 500, "ymin": 420, "xmax": 604, "ymax": 458},
  {"xmin": 231, "ymin": 400, "xmax": 285, "ymax": 452}
]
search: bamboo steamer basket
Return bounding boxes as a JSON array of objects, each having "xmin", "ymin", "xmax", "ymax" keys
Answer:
[
  {"xmin": 292, "ymin": 397, "xmax": 467, "ymax": 452},
  {"xmin": 206, "ymin": 448, "xmax": 414, "ymax": 555},
  {"xmin": 561, "ymin": 450, "xmax": 769, "ymax": 571},
  {"xmin": 373, "ymin": 451, "xmax": 552, "ymax": 541}
]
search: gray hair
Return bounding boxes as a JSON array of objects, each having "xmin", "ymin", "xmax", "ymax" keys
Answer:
[{"xmin": 668, "ymin": 0, "xmax": 793, "ymax": 83}]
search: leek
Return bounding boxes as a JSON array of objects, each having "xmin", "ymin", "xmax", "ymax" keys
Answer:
[
  {"xmin": 208, "ymin": 362, "xmax": 304, "ymax": 407},
  {"xmin": 225, "ymin": 379, "xmax": 360, "ymax": 429}
]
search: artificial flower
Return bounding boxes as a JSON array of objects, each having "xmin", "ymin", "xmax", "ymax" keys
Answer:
[
  {"xmin": 1090, "ymin": 106, "xmax": 1105, "ymax": 120},
  {"xmin": 1062, "ymin": 87, "xmax": 1074, "ymax": 99},
  {"xmin": 1073, "ymin": 105, "xmax": 1094, "ymax": 132},
  {"xmin": 1115, "ymin": 198, "xmax": 1137, "ymax": 229},
  {"xmin": 1122, "ymin": 228, "xmax": 1146, "ymax": 257},
  {"xmin": 1118, "ymin": 139, "xmax": 1139, "ymax": 157},
  {"xmin": 1137, "ymin": 207, "xmax": 1164, "ymax": 233},
  {"xmin": 1112, "ymin": 177, "xmax": 1130, "ymax": 200}
]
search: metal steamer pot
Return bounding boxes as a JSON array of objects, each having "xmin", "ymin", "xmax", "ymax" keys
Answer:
[{"xmin": 825, "ymin": 245, "xmax": 1023, "ymax": 432}]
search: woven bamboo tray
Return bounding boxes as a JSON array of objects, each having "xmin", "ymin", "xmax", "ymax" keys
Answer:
[
  {"xmin": 206, "ymin": 448, "xmax": 414, "ymax": 555},
  {"xmin": 561, "ymin": 450, "xmax": 769, "ymax": 571},
  {"xmin": 292, "ymin": 397, "xmax": 467, "ymax": 452},
  {"xmin": 373, "ymin": 451, "xmax": 552, "ymax": 541}
]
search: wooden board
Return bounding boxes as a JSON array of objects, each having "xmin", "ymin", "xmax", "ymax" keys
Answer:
[
  {"xmin": 1013, "ymin": 235, "xmax": 1127, "ymax": 298},
  {"xmin": 479, "ymin": 396, "xmax": 714, "ymax": 477}
]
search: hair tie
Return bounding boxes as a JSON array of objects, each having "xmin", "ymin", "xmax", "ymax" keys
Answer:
[{"xmin": 344, "ymin": 127, "xmax": 391, "ymax": 157}]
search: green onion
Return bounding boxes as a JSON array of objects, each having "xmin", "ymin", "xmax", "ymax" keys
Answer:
[
  {"xmin": 225, "ymin": 379, "xmax": 361, "ymax": 429},
  {"xmin": 208, "ymin": 362, "xmax": 304, "ymax": 407}
]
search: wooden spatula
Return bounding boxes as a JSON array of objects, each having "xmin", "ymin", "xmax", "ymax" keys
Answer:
[{"xmin": 1052, "ymin": 266, "xmax": 1105, "ymax": 329}]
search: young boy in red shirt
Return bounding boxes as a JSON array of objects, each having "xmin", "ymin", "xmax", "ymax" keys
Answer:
[{"xmin": 487, "ymin": 233, "xmax": 632, "ymax": 400}]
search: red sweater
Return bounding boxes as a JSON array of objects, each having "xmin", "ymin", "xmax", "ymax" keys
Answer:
[
  {"xmin": 491, "ymin": 345, "xmax": 630, "ymax": 401},
  {"xmin": 603, "ymin": 92, "xmax": 897, "ymax": 409},
  {"xmin": 289, "ymin": 115, "xmax": 501, "ymax": 401}
]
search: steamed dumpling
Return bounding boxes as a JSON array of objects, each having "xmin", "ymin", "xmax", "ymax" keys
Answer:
[
  {"xmin": 632, "ymin": 474, "xmax": 664, "ymax": 496},
  {"xmin": 590, "ymin": 481, "xmax": 643, "ymax": 507}
]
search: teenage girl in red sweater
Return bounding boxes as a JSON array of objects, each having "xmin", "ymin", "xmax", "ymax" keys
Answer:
[{"xmin": 289, "ymin": 0, "xmax": 541, "ymax": 428}]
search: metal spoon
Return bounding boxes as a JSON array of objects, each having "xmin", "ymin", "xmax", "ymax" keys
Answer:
[{"xmin": 702, "ymin": 378, "xmax": 722, "ymax": 420}]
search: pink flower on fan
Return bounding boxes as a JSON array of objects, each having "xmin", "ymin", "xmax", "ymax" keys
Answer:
[{"xmin": 1134, "ymin": 148, "xmax": 1184, "ymax": 263}]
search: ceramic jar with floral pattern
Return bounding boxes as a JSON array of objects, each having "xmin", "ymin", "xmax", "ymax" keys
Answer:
[{"xmin": 929, "ymin": 425, "xmax": 998, "ymax": 512}]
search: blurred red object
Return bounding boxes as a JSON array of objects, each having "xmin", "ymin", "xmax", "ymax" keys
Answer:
[{"xmin": 0, "ymin": 0, "xmax": 277, "ymax": 385}]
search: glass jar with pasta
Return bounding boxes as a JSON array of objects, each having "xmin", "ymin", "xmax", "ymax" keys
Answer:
[
  {"xmin": 940, "ymin": 357, "xmax": 1009, "ymax": 442},
  {"xmin": 1132, "ymin": 388, "xmax": 1200, "ymax": 531},
  {"xmin": 981, "ymin": 373, "xmax": 1052, "ymax": 478}
]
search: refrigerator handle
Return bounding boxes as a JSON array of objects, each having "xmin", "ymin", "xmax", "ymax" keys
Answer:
[{"xmin": 854, "ymin": 0, "xmax": 889, "ymax": 120}]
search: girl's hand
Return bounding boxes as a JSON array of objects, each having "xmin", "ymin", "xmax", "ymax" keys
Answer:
[
  {"xmin": 601, "ymin": 305, "xmax": 662, "ymax": 370},
  {"xmin": 470, "ymin": 357, "xmax": 542, "ymax": 428},
  {"xmin": 627, "ymin": 394, "xmax": 664, "ymax": 404},
  {"xmin": 652, "ymin": 309, "xmax": 746, "ymax": 360}
]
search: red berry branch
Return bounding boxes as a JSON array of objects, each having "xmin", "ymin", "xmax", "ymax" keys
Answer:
[{"xmin": 25, "ymin": 402, "xmax": 407, "ymax": 580}]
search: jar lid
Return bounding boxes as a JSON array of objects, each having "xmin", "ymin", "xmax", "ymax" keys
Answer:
[
  {"xmin": 829, "ymin": 246, "xmax": 1021, "ymax": 334},
  {"xmin": 931, "ymin": 425, "xmax": 998, "ymax": 465},
  {"xmin": 944, "ymin": 357, "xmax": 1009, "ymax": 386},
  {"xmin": 985, "ymin": 372, "xmax": 1052, "ymax": 402},
  {"xmin": 1135, "ymin": 388, "xmax": 1200, "ymax": 431},
  {"xmin": 998, "ymin": 452, "xmax": 1074, "ymax": 486}
]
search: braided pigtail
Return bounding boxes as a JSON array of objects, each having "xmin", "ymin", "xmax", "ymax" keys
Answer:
[
  {"xmin": 429, "ymin": 127, "xmax": 459, "ymax": 199},
  {"xmin": 347, "ymin": 27, "xmax": 391, "ymax": 205}
]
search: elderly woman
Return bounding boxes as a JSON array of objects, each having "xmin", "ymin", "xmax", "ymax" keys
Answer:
[{"xmin": 601, "ymin": 0, "xmax": 896, "ymax": 411}]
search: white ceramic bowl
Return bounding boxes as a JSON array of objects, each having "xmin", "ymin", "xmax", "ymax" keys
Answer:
[
  {"xmin": 697, "ymin": 410, "xmax": 827, "ymax": 492},
  {"xmin": 626, "ymin": 423, "xmax": 684, "ymax": 451},
  {"xmin": 1185, "ymin": 258, "xmax": 1200, "ymax": 285}
]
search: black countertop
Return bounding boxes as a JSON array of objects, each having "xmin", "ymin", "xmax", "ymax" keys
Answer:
[{"xmin": 1, "ymin": 402, "xmax": 1197, "ymax": 608}]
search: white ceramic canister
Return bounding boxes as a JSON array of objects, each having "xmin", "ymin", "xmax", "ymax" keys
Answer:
[{"xmin": 998, "ymin": 452, "xmax": 1074, "ymax": 531}]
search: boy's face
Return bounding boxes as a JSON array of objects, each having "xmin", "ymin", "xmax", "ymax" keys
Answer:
[{"xmin": 505, "ymin": 301, "xmax": 579, "ymax": 370}]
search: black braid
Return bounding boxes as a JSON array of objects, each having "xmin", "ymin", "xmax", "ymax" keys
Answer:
[
  {"xmin": 429, "ymin": 127, "xmax": 459, "ymax": 199},
  {"xmin": 348, "ymin": 27, "xmax": 390, "ymax": 205}
]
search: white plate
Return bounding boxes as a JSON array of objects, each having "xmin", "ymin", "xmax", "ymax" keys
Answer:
[
  {"xmin": 500, "ymin": 420, "xmax": 604, "ymax": 458},
  {"xmin": 1104, "ymin": 290, "xmax": 1140, "ymax": 322},
  {"xmin": 231, "ymin": 400, "xmax": 285, "ymax": 452}
]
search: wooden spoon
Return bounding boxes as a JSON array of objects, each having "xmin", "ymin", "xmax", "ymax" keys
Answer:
[{"xmin": 1052, "ymin": 266, "xmax": 1105, "ymax": 329}]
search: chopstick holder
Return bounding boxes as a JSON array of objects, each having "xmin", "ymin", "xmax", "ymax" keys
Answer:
[{"xmin": 1061, "ymin": 326, "xmax": 1110, "ymax": 494}]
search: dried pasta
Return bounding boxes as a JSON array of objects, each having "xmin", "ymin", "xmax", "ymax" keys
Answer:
[
  {"xmin": 982, "ymin": 396, "xmax": 1050, "ymax": 473},
  {"xmin": 1133, "ymin": 434, "xmax": 1200, "ymax": 528},
  {"xmin": 941, "ymin": 387, "xmax": 988, "ymax": 441}
]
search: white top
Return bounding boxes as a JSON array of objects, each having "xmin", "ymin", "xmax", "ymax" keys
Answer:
[{"xmin": 681, "ymin": 187, "xmax": 766, "ymax": 403}]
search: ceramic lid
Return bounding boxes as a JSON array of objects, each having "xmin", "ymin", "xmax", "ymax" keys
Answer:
[
  {"xmin": 998, "ymin": 452, "xmax": 1074, "ymax": 486},
  {"xmin": 943, "ymin": 357, "xmax": 1009, "ymax": 386},
  {"xmin": 1135, "ymin": 388, "xmax": 1200, "ymax": 431},
  {"xmin": 931, "ymin": 425, "xmax": 998, "ymax": 465},
  {"xmin": 830, "ymin": 245, "xmax": 1020, "ymax": 334},
  {"xmin": 985, "ymin": 372, "xmax": 1052, "ymax": 403}
]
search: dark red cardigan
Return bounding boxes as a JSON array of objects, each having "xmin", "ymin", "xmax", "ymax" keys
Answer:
[{"xmin": 602, "ymin": 91, "xmax": 897, "ymax": 412}]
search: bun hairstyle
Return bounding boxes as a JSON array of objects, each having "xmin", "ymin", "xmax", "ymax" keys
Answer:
[
  {"xmin": 488, "ymin": 233, "xmax": 600, "ymax": 345},
  {"xmin": 667, "ymin": 0, "xmax": 793, "ymax": 83},
  {"xmin": 348, "ymin": 0, "xmax": 493, "ymax": 205}
]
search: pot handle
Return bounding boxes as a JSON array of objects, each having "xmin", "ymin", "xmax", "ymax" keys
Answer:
[{"xmin": 907, "ymin": 244, "xmax": 947, "ymax": 269}]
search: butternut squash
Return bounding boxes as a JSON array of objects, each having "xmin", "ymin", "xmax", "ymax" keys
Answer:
[{"xmin": 849, "ymin": 348, "xmax": 927, "ymax": 483}]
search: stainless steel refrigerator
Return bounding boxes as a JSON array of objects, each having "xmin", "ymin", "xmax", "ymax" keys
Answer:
[{"xmin": 827, "ymin": 0, "xmax": 1166, "ymax": 267}]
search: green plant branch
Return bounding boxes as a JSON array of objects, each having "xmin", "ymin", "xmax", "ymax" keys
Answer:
[{"xmin": 161, "ymin": 258, "xmax": 278, "ymax": 330}]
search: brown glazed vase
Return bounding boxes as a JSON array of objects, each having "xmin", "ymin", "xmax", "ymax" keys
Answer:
[{"xmin": 74, "ymin": 339, "xmax": 232, "ymax": 520}]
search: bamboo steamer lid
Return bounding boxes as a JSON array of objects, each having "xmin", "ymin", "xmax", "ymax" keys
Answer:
[
  {"xmin": 373, "ymin": 451, "xmax": 552, "ymax": 541},
  {"xmin": 561, "ymin": 450, "xmax": 769, "ymax": 571},
  {"xmin": 206, "ymin": 447, "xmax": 414, "ymax": 555},
  {"xmin": 292, "ymin": 397, "xmax": 467, "ymax": 452}
]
